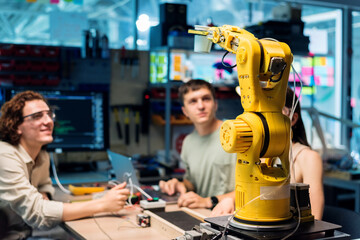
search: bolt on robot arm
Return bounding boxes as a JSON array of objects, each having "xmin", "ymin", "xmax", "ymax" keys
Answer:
[{"xmin": 189, "ymin": 25, "xmax": 294, "ymax": 227}]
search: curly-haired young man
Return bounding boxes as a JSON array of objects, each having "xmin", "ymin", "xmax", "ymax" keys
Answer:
[{"xmin": 0, "ymin": 91, "xmax": 129, "ymax": 238}]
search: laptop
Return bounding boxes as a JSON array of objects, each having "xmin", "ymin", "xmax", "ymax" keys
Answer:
[
  {"xmin": 107, "ymin": 150, "xmax": 179, "ymax": 203},
  {"xmin": 107, "ymin": 149, "xmax": 141, "ymax": 188}
]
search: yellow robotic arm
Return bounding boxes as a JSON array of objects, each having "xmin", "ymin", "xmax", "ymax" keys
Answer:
[{"xmin": 190, "ymin": 25, "xmax": 294, "ymax": 228}]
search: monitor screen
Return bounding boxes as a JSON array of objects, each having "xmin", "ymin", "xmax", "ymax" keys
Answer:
[{"xmin": 8, "ymin": 89, "xmax": 109, "ymax": 152}]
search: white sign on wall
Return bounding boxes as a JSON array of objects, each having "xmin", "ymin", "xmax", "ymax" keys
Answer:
[{"xmin": 304, "ymin": 28, "xmax": 328, "ymax": 55}]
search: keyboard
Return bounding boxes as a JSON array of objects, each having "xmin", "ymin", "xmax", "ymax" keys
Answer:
[{"xmin": 143, "ymin": 186, "xmax": 179, "ymax": 204}]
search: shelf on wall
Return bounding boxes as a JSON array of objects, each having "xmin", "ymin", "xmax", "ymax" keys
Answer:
[
  {"xmin": 152, "ymin": 114, "xmax": 192, "ymax": 126},
  {"xmin": 0, "ymin": 43, "xmax": 61, "ymax": 87}
]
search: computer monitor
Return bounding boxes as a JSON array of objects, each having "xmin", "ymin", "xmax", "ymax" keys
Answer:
[{"xmin": 8, "ymin": 89, "xmax": 109, "ymax": 152}]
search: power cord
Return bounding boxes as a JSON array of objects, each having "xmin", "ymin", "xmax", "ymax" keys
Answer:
[
  {"xmin": 108, "ymin": 174, "xmax": 152, "ymax": 203},
  {"xmin": 93, "ymin": 215, "xmax": 113, "ymax": 240},
  {"xmin": 280, "ymin": 64, "xmax": 304, "ymax": 240},
  {"xmin": 50, "ymin": 157, "xmax": 151, "ymax": 238},
  {"xmin": 50, "ymin": 152, "xmax": 71, "ymax": 195}
]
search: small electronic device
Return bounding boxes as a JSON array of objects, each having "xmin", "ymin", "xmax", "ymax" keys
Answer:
[
  {"xmin": 136, "ymin": 214, "xmax": 151, "ymax": 227},
  {"xmin": 140, "ymin": 198, "xmax": 166, "ymax": 211}
]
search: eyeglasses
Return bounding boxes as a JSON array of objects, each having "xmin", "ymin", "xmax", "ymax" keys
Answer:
[{"xmin": 23, "ymin": 110, "xmax": 56, "ymax": 122}]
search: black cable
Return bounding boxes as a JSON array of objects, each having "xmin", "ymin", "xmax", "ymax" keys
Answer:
[
  {"xmin": 222, "ymin": 51, "xmax": 237, "ymax": 68},
  {"xmin": 254, "ymin": 112, "xmax": 270, "ymax": 157},
  {"xmin": 211, "ymin": 231, "xmax": 224, "ymax": 240}
]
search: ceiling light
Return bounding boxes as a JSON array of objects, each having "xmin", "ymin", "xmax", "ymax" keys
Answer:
[{"xmin": 136, "ymin": 14, "xmax": 150, "ymax": 32}]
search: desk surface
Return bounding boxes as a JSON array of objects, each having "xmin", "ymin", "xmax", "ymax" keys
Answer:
[
  {"xmin": 56, "ymin": 186, "xmax": 350, "ymax": 240},
  {"xmin": 62, "ymin": 204, "xmax": 211, "ymax": 240},
  {"xmin": 54, "ymin": 187, "xmax": 211, "ymax": 240}
]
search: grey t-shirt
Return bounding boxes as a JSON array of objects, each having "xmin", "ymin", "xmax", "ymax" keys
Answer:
[{"xmin": 180, "ymin": 127, "xmax": 236, "ymax": 197}]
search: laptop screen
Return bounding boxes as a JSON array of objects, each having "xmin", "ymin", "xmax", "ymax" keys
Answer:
[
  {"xmin": 107, "ymin": 150, "xmax": 180, "ymax": 203},
  {"xmin": 107, "ymin": 150, "xmax": 140, "ymax": 188}
]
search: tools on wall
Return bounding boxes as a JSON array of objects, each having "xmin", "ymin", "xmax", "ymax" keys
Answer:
[
  {"xmin": 81, "ymin": 29, "xmax": 109, "ymax": 59},
  {"xmin": 111, "ymin": 104, "xmax": 143, "ymax": 146},
  {"xmin": 119, "ymin": 47, "xmax": 140, "ymax": 80},
  {"xmin": 110, "ymin": 50, "xmax": 149, "ymax": 155},
  {"xmin": 135, "ymin": 111, "xmax": 140, "ymax": 144},
  {"xmin": 124, "ymin": 107, "xmax": 130, "ymax": 145},
  {"xmin": 113, "ymin": 107, "xmax": 123, "ymax": 140}
]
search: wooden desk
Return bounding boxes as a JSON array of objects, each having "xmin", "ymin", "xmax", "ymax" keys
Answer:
[
  {"xmin": 53, "ymin": 184, "xmax": 211, "ymax": 239},
  {"xmin": 55, "ymin": 188, "xmax": 349, "ymax": 240},
  {"xmin": 62, "ymin": 204, "xmax": 211, "ymax": 240}
]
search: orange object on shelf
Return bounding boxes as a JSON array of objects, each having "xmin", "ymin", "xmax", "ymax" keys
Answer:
[
  {"xmin": 152, "ymin": 114, "xmax": 166, "ymax": 125},
  {"xmin": 152, "ymin": 114, "xmax": 192, "ymax": 126}
]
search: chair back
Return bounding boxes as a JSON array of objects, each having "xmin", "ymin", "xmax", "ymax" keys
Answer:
[{"xmin": 323, "ymin": 205, "xmax": 360, "ymax": 239}]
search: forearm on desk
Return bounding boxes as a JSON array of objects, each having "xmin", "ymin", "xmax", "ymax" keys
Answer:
[
  {"xmin": 216, "ymin": 191, "xmax": 235, "ymax": 202},
  {"xmin": 206, "ymin": 191, "xmax": 235, "ymax": 209},
  {"xmin": 62, "ymin": 199, "xmax": 105, "ymax": 221}
]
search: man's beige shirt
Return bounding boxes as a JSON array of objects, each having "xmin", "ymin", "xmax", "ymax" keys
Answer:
[{"xmin": 0, "ymin": 141, "xmax": 63, "ymax": 229}]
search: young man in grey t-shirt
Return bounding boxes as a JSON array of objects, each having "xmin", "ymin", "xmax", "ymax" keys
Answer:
[{"xmin": 159, "ymin": 79, "xmax": 236, "ymax": 213}]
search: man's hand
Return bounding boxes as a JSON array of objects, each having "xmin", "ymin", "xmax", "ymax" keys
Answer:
[
  {"xmin": 100, "ymin": 182, "xmax": 130, "ymax": 212},
  {"xmin": 177, "ymin": 191, "xmax": 212, "ymax": 209},
  {"xmin": 210, "ymin": 197, "xmax": 235, "ymax": 217},
  {"xmin": 159, "ymin": 178, "xmax": 187, "ymax": 196}
]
